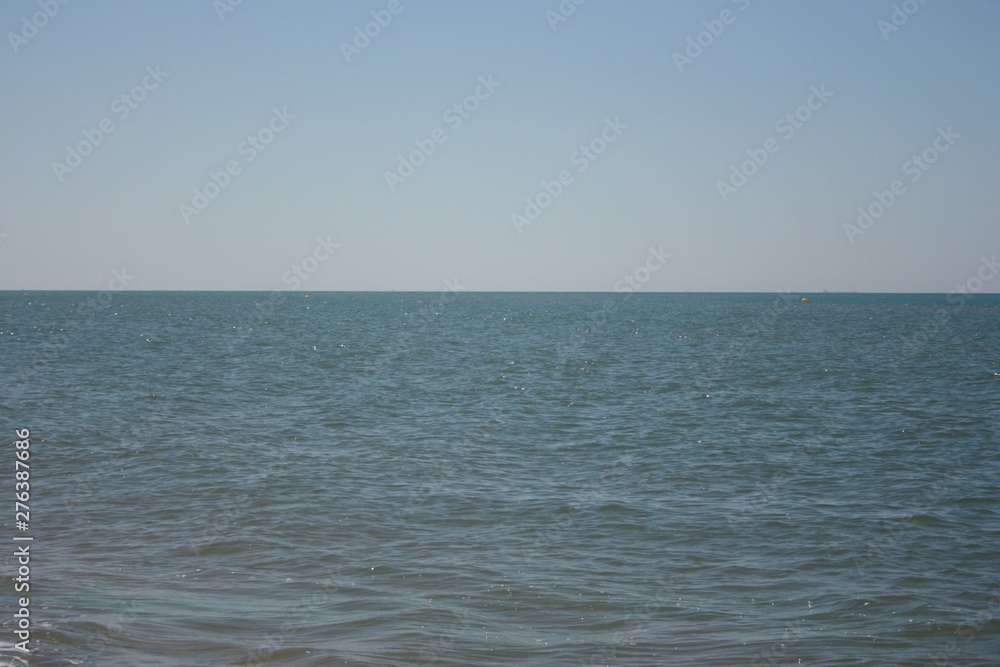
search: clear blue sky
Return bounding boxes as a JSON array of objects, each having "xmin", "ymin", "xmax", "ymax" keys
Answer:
[{"xmin": 1, "ymin": 0, "xmax": 998, "ymax": 292}]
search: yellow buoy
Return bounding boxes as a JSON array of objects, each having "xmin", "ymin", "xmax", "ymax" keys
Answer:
[
  {"xmin": 304, "ymin": 294, "xmax": 310, "ymax": 298},
  {"xmin": 801, "ymin": 298, "xmax": 809, "ymax": 303}
]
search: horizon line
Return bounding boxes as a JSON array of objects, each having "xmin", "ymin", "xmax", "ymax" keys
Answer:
[{"xmin": 3, "ymin": 290, "xmax": 997, "ymax": 296}]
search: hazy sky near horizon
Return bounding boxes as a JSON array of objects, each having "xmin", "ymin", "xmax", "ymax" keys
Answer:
[{"xmin": 1, "ymin": 0, "xmax": 998, "ymax": 292}]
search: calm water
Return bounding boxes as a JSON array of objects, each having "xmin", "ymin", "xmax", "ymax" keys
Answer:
[{"xmin": 1, "ymin": 291, "xmax": 999, "ymax": 666}]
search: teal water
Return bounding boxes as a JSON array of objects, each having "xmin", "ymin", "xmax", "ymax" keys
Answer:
[{"xmin": 1, "ymin": 291, "xmax": 999, "ymax": 666}]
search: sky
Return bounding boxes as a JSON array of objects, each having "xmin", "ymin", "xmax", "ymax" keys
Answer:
[{"xmin": 1, "ymin": 0, "xmax": 998, "ymax": 292}]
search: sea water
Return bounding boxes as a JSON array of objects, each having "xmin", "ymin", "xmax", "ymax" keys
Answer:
[{"xmin": 1, "ymin": 291, "xmax": 998, "ymax": 666}]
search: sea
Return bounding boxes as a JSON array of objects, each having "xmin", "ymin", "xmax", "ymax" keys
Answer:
[{"xmin": 1, "ymin": 291, "xmax": 998, "ymax": 666}]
